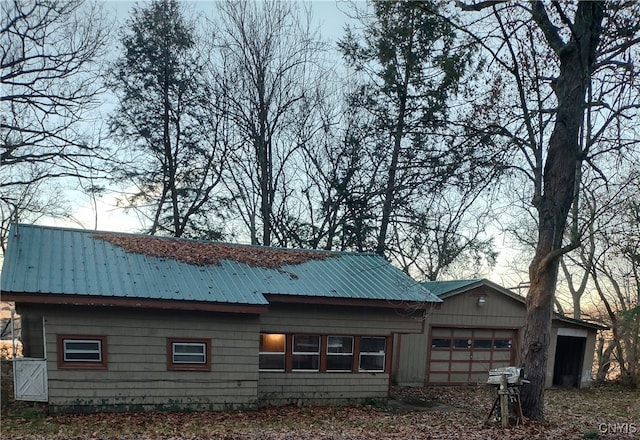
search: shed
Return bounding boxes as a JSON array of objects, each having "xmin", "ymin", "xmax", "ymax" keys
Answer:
[
  {"xmin": 393, "ymin": 279, "xmax": 605, "ymax": 388},
  {"xmin": 1, "ymin": 224, "xmax": 440, "ymax": 413}
]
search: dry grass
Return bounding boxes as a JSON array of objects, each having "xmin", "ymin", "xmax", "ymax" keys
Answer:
[{"xmin": 1, "ymin": 385, "xmax": 638, "ymax": 439}]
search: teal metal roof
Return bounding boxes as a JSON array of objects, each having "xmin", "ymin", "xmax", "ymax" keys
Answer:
[{"xmin": 1, "ymin": 224, "xmax": 440, "ymax": 307}]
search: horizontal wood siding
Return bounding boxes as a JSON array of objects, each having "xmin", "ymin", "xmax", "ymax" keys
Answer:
[
  {"xmin": 428, "ymin": 287, "xmax": 526, "ymax": 328},
  {"xmin": 28, "ymin": 305, "xmax": 260, "ymax": 412},
  {"xmin": 261, "ymin": 303, "xmax": 424, "ymax": 335},
  {"xmin": 258, "ymin": 372, "xmax": 389, "ymax": 405},
  {"xmin": 20, "ymin": 301, "xmax": 427, "ymax": 410}
]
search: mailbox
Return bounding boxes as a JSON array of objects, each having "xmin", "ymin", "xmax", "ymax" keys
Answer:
[{"xmin": 487, "ymin": 366, "xmax": 528, "ymax": 386}]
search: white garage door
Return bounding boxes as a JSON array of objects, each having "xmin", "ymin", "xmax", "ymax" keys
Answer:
[{"xmin": 427, "ymin": 327, "xmax": 517, "ymax": 385}]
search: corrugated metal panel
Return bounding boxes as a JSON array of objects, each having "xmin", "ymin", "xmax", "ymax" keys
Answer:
[{"xmin": 1, "ymin": 224, "xmax": 440, "ymax": 306}]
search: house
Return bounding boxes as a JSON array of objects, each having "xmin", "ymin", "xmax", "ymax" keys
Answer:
[
  {"xmin": 0, "ymin": 223, "xmax": 440, "ymax": 413},
  {"xmin": 392, "ymin": 279, "xmax": 606, "ymax": 388}
]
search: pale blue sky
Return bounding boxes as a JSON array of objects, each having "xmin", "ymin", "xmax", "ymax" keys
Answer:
[{"xmin": 102, "ymin": 0, "xmax": 358, "ymax": 44}]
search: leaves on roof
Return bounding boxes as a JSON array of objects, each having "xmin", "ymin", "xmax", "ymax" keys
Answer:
[{"xmin": 92, "ymin": 233, "xmax": 338, "ymax": 268}]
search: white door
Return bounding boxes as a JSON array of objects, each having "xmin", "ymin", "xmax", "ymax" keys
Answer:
[{"xmin": 13, "ymin": 358, "xmax": 48, "ymax": 402}]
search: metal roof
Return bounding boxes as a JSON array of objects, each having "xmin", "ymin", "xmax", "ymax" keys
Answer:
[{"xmin": 1, "ymin": 224, "xmax": 440, "ymax": 307}]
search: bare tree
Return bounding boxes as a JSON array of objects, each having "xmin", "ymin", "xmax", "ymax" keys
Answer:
[
  {"xmin": 0, "ymin": 175, "xmax": 69, "ymax": 252},
  {"xmin": 340, "ymin": 1, "xmax": 483, "ymax": 257},
  {"xmin": 211, "ymin": 0, "xmax": 325, "ymax": 246},
  {"xmin": 280, "ymin": 84, "xmax": 380, "ymax": 251},
  {"xmin": 588, "ymin": 172, "xmax": 640, "ymax": 386},
  {"xmin": 559, "ymin": 165, "xmax": 640, "ymax": 385},
  {"xmin": 1, "ymin": 0, "xmax": 110, "ymax": 187},
  {"xmin": 1, "ymin": 0, "xmax": 110, "ymax": 251},
  {"xmin": 455, "ymin": 0, "xmax": 639, "ymax": 419},
  {"xmin": 387, "ymin": 187, "xmax": 498, "ymax": 280}
]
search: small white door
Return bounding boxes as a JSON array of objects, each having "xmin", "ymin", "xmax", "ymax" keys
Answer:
[{"xmin": 13, "ymin": 358, "xmax": 48, "ymax": 402}]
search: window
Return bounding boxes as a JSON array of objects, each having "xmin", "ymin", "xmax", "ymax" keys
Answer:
[
  {"xmin": 259, "ymin": 333, "xmax": 286, "ymax": 371},
  {"xmin": 292, "ymin": 335, "xmax": 320, "ymax": 371},
  {"xmin": 473, "ymin": 339, "xmax": 493, "ymax": 349},
  {"xmin": 359, "ymin": 337, "xmax": 386, "ymax": 372},
  {"xmin": 453, "ymin": 339, "xmax": 471, "ymax": 349},
  {"xmin": 258, "ymin": 334, "xmax": 388, "ymax": 374},
  {"xmin": 326, "ymin": 336, "xmax": 353, "ymax": 372},
  {"xmin": 57, "ymin": 335, "xmax": 107, "ymax": 369},
  {"xmin": 167, "ymin": 338, "xmax": 210, "ymax": 371},
  {"xmin": 432, "ymin": 338, "xmax": 452, "ymax": 348},
  {"xmin": 494, "ymin": 339, "xmax": 512, "ymax": 349}
]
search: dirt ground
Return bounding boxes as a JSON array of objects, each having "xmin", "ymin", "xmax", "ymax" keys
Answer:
[{"xmin": 1, "ymin": 385, "xmax": 638, "ymax": 439}]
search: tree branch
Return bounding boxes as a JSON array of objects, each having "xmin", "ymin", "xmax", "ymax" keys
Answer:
[
  {"xmin": 530, "ymin": 1, "xmax": 566, "ymax": 55},
  {"xmin": 454, "ymin": 0, "xmax": 506, "ymax": 12},
  {"xmin": 536, "ymin": 242, "xmax": 580, "ymax": 273}
]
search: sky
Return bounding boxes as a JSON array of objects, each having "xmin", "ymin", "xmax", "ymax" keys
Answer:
[
  {"xmin": 35, "ymin": 0, "xmax": 528, "ymax": 289},
  {"xmin": 45, "ymin": 0, "xmax": 361, "ymax": 232},
  {"xmin": 103, "ymin": 0, "xmax": 360, "ymax": 41}
]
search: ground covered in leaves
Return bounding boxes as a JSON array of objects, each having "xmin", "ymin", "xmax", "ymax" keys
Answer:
[{"xmin": 2, "ymin": 386, "xmax": 638, "ymax": 439}]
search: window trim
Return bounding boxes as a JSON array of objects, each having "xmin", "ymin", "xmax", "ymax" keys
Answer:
[
  {"xmin": 57, "ymin": 334, "xmax": 108, "ymax": 370},
  {"xmin": 167, "ymin": 338, "xmax": 211, "ymax": 371}
]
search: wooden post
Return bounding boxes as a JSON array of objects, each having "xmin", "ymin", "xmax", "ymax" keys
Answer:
[{"xmin": 500, "ymin": 374, "xmax": 509, "ymax": 428}]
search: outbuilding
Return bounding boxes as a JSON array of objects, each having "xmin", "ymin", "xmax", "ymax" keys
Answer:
[
  {"xmin": 1, "ymin": 223, "xmax": 440, "ymax": 413},
  {"xmin": 393, "ymin": 279, "xmax": 605, "ymax": 388}
]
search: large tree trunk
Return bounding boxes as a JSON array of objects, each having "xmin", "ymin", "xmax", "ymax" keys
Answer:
[
  {"xmin": 521, "ymin": 228, "xmax": 562, "ymax": 420},
  {"xmin": 521, "ymin": 1, "xmax": 604, "ymax": 421}
]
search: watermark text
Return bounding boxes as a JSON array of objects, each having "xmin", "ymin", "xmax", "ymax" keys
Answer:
[{"xmin": 597, "ymin": 422, "xmax": 638, "ymax": 435}]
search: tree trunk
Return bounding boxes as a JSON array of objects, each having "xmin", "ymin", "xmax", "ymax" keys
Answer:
[
  {"xmin": 375, "ymin": 41, "xmax": 411, "ymax": 256},
  {"xmin": 521, "ymin": 1, "xmax": 604, "ymax": 421},
  {"xmin": 376, "ymin": 124, "xmax": 403, "ymax": 256},
  {"xmin": 259, "ymin": 136, "xmax": 271, "ymax": 246},
  {"xmin": 521, "ymin": 237, "xmax": 560, "ymax": 421},
  {"xmin": 257, "ymin": 71, "xmax": 271, "ymax": 246}
]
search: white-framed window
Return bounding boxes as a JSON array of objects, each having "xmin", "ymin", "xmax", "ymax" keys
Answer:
[
  {"xmin": 167, "ymin": 338, "xmax": 210, "ymax": 371},
  {"xmin": 359, "ymin": 336, "xmax": 386, "ymax": 372},
  {"xmin": 259, "ymin": 333, "xmax": 286, "ymax": 371},
  {"xmin": 292, "ymin": 335, "xmax": 320, "ymax": 371},
  {"xmin": 58, "ymin": 335, "xmax": 108, "ymax": 369},
  {"xmin": 326, "ymin": 336, "xmax": 353, "ymax": 372},
  {"xmin": 172, "ymin": 342, "xmax": 206, "ymax": 364},
  {"xmin": 64, "ymin": 339, "xmax": 102, "ymax": 362}
]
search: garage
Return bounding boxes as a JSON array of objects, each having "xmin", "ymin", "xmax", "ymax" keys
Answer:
[
  {"xmin": 427, "ymin": 326, "xmax": 517, "ymax": 384},
  {"xmin": 394, "ymin": 279, "xmax": 606, "ymax": 388}
]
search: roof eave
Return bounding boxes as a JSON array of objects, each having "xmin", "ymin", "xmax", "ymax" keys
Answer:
[
  {"xmin": 2, "ymin": 292, "xmax": 268, "ymax": 315},
  {"xmin": 553, "ymin": 313, "xmax": 609, "ymax": 330}
]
